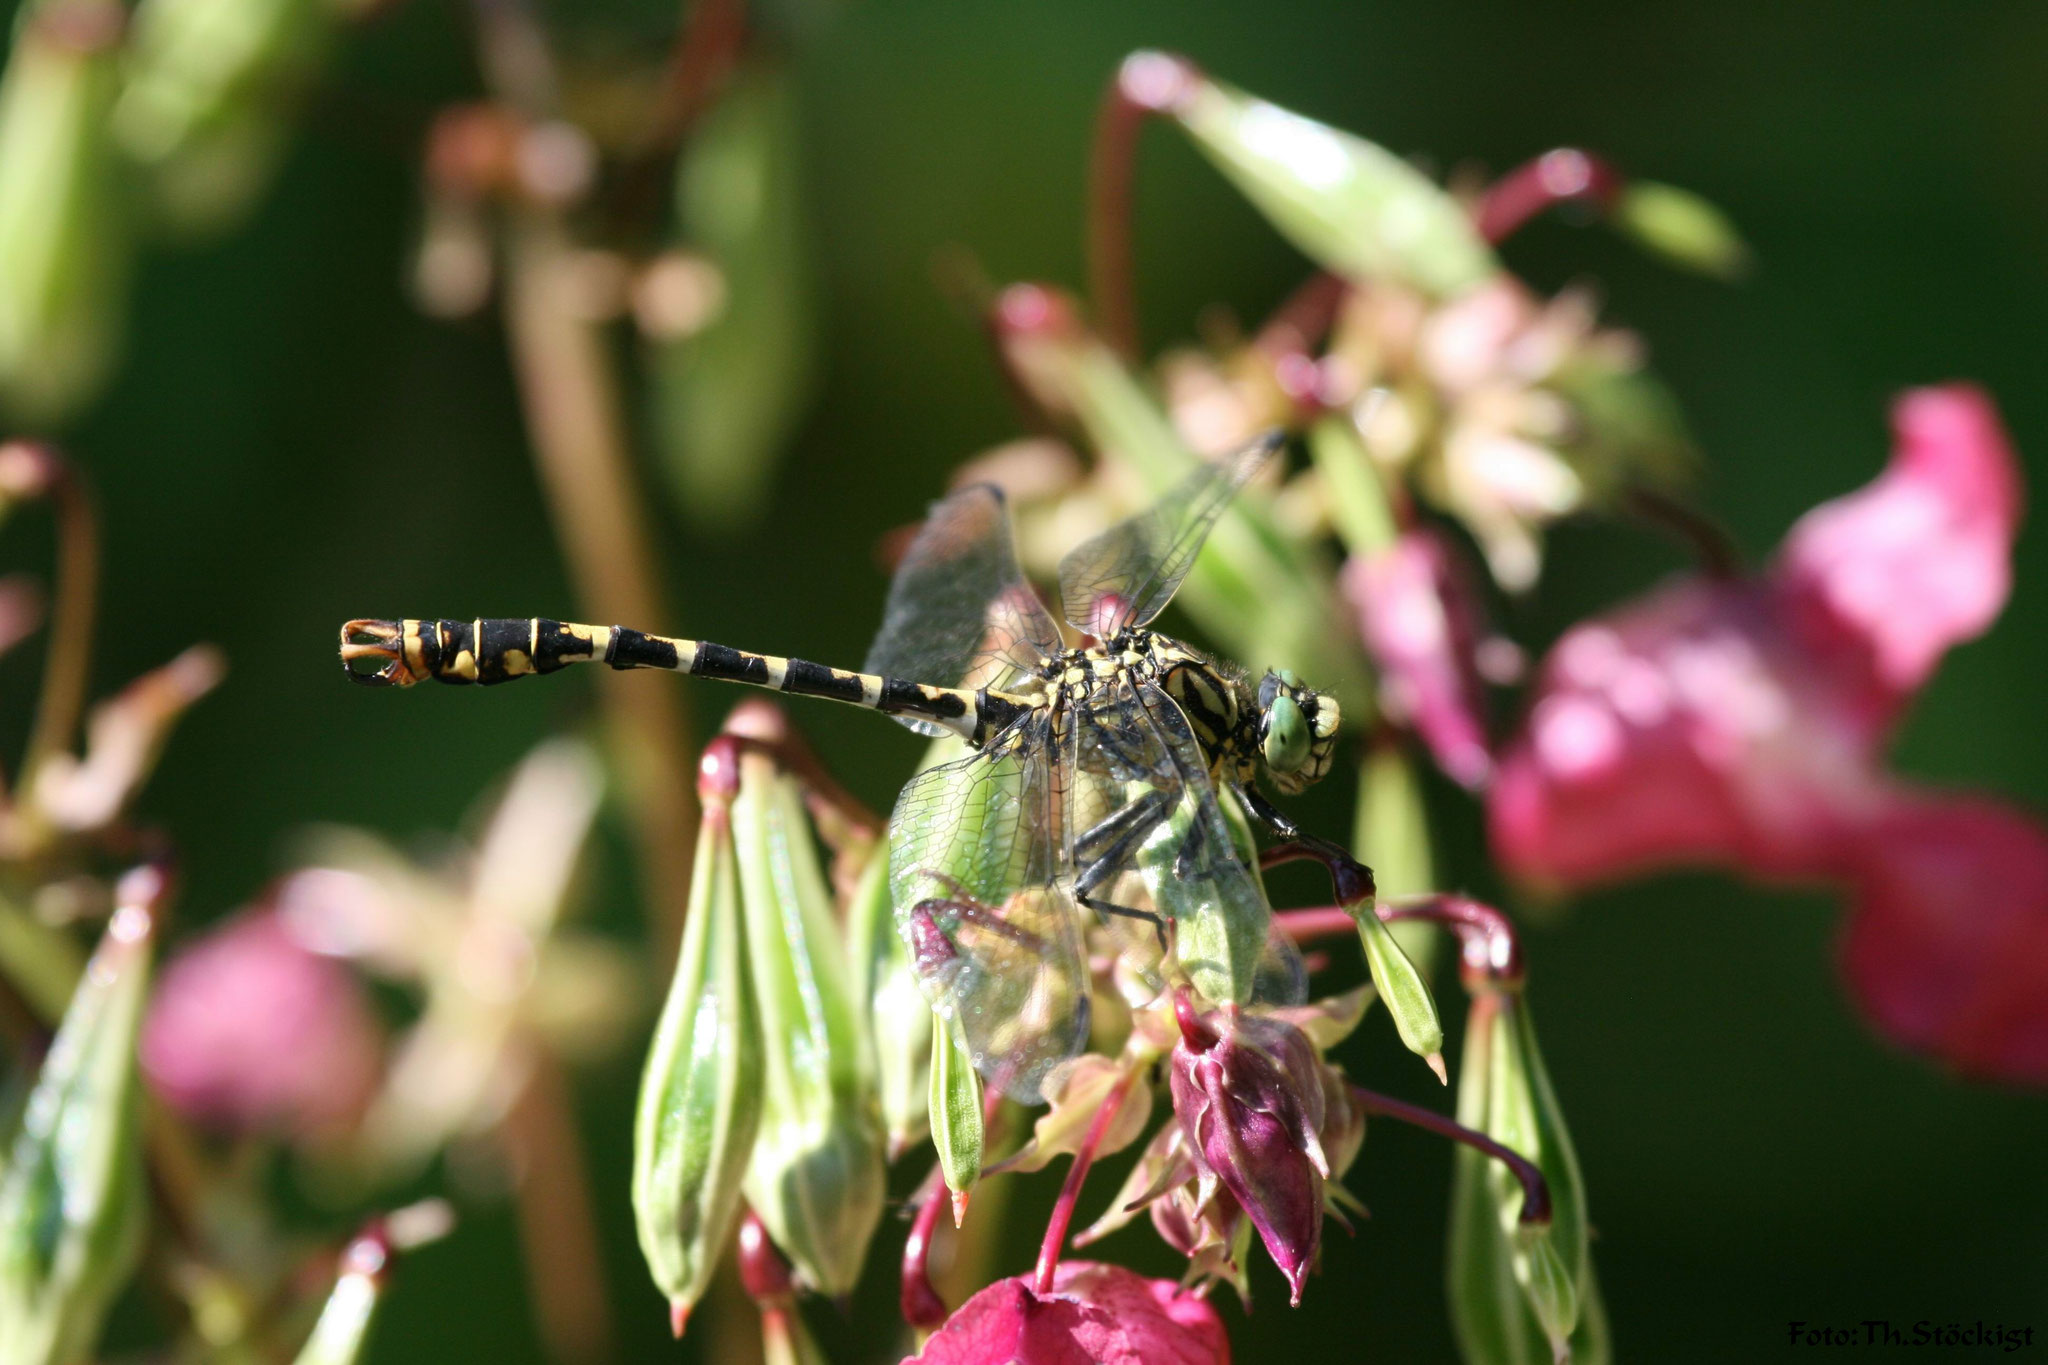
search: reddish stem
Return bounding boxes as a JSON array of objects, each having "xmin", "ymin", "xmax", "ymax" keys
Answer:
[
  {"xmin": 1623, "ymin": 484, "xmax": 1744, "ymax": 580},
  {"xmin": 1272, "ymin": 906, "xmax": 1359, "ymax": 946},
  {"xmin": 1348, "ymin": 1084, "xmax": 1551, "ymax": 1225},
  {"xmin": 1474, "ymin": 148, "xmax": 1624, "ymax": 245},
  {"xmin": 1251, "ymin": 270, "xmax": 1349, "ymax": 360},
  {"xmin": 1383, "ymin": 895, "xmax": 1523, "ymax": 987},
  {"xmin": 900, "ymin": 1165, "xmax": 952, "ymax": 1330},
  {"xmin": 1033, "ymin": 1067, "xmax": 1139, "ymax": 1294},
  {"xmin": 1086, "ymin": 51, "xmax": 1202, "ymax": 360}
]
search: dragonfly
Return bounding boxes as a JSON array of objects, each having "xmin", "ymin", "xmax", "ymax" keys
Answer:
[{"xmin": 340, "ymin": 434, "xmax": 1368, "ymax": 1101}]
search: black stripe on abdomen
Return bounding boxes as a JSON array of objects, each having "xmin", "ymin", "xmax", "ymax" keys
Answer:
[
  {"xmin": 691, "ymin": 641, "xmax": 770, "ymax": 685},
  {"xmin": 879, "ymin": 676, "xmax": 967, "ymax": 721},
  {"xmin": 782, "ymin": 658, "xmax": 866, "ymax": 702},
  {"xmin": 608, "ymin": 627, "xmax": 681, "ymax": 671}
]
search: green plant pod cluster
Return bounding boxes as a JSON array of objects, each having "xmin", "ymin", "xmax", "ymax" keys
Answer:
[
  {"xmin": 1353, "ymin": 738, "xmax": 1440, "ymax": 975},
  {"xmin": 0, "ymin": 901, "xmax": 153, "ymax": 1365},
  {"xmin": 1612, "ymin": 181, "xmax": 1751, "ymax": 281},
  {"xmin": 0, "ymin": 1, "xmax": 126, "ymax": 426},
  {"xmin": 112, "ymin": 0, "xmax": 334, "ymax": 237},
  {"xmin": 733, "ymin": 749, "xmax": 885, "ymax": 1297},
  {"xmin": 1169, "ymin": 72, "xmax": 1496, "ymax": 299},
  {"xmin": 1449, "ymin": 989, "xmax": 1606, "ymax": 1365},
  {"xmin": 926, "ymin": 1013, "xmax": 982, "ymax": 1222},
  {"xmin": 997, "ymin": 297, "xmax": 1366, "ymax": 718},
  {"xmin": 632, "ymin": 783, "xmax": 762, "ymax": 1330},
  {"xmin": 648, "ymin": 63, "xmax": 817, "ymax": 533}
]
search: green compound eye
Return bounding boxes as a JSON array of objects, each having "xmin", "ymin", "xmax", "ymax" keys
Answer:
[{"xmin": 1263, "ymin": 693, "xmax": 1311, "ymax": 773}]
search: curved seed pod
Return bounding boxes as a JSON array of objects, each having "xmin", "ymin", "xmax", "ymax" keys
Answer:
[
  {"xmin": 0, "ymin": 0, "xmax": 127, "ymax": 424},
  {"xmin": 733, "ymin": 739, "xmax": 885, "ymax": 1297},
  {"xmin": 0, "ymin": 871, "xmax": 159, "ymax": 1365},
  {"xmin": 632, "ymin": 737, "xmax": 762, "ymax": 1333}
]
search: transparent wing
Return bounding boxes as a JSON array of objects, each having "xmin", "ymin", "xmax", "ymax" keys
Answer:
[
  {"xmin": 888, "ymin": 714, "xmax": 1089, "ymax": 1103},
  {"xmin": 1067, "ymin": 675, "xmax": 1299, "ymax": 1008},
  {"xmin": 1056, "ymin": 432, "xmax": 1281, "ymax": 638},
  {"xmin": 866, "ymin": 483, "xmax": 1062, "ymax": 736}
]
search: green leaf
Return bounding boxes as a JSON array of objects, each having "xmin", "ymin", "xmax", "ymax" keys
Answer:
[
  {"xmin": 734, "ymin": 751, "xmax": 885, "ymax": 1297},
  {"xmin": 1171, "ymin": 75, "xmax": 1495, "ymax": 298},
  {"xmin": 648, "ymin": 64, "xmax": 818, "ymax": 531},
  {"xmin": 0, "ymin": 6, "xmax": 127, "ymax": 423},
  {"xmin": 1308, "ymin": 414, "xmax": 1400, "ymax": 559},
  {"xmin": 0, "ymin": 899, "xmax": 153, "ymax": 1365},
  {"xmin": 632, "ymin": 791, "xmax": 762, "ymax": 1326}
]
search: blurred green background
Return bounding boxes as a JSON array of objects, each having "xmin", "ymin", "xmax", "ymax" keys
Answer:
[{"xmin": 17, "ymin": 0, "xmax": 2046, "ymax": 1358}]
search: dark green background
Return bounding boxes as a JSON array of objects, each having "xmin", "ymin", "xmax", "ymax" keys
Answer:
[{"xmin": 30, "ymin": 0, "xmax": 2048, "ymax": 1359}]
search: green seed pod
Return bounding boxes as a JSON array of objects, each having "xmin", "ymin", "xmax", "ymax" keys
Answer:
[
  {"xmin": 1449, "ymin": 989, "xmax": 1606, "ymax": 1365},
  {"xmin": 112, "ymin": 0, "xmax": 334, "ymax": 236},
  {"xmin": 1162, "ymin": 61, "xmax": 1495, "ymax": 298},
  {"xmin": 1352, "ymin": 901, "xmax": 1445, "ymax": 1083},
  {"xmin": 632, "ymin": 736, "xmax": 762, "ymax": 1332},
  {"xmin": 1149, "ymin": 785, "xmax": 1268, "ymax": 1008},
  {"xmin": 1612, "ymin": 181, "xmax": 1751, "ymax": 282},
  {"xmin": 732, "ymin": 741, "xmax": 885, "ymax": 1297},
  {"xmin": 0, "ymin": 875, "xmax": 157, "ymax": 1365},
  {"xmin": 0, "ymin": 1, "xmax": 127, "ymax": 425},
  {"xmin": 1354, "ymin": 738, "xmax": 1440, "ymax": 975},
  {"xmin": 927, "ymin": 1014, "xmax": 981, "ymax": 1226},
  {"xmin": 646, "ymin": 64, "xmax": 817, "ymax": 532},
  {"xmin": 850, "ymin": 742, "xmax": 946, "ymax": 1157}
]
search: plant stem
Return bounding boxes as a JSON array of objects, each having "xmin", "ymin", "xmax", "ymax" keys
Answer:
[
  {"xmin": 900, "ymin": 1163, "xmax": 951, "ymax": 1330},
  {"xmin": 1349, "ymin": 1084, "xmax": 1551, "ymax": 1225},
  {"xmin": 1474, "ymin": 148, "xmax": 1624, "ymax": 245},
  {"xmin": 1032, "ymin": 1066, "xmax": 1138, "ymax": 1294},
  {"xmin": 1382, "ymin": 895, "xmax": 1523, "ymax": 987},
  {"xmin": 1623, "ymin": 484, "xmax": 1743, "ymax": 580},
  {"xmin": 19, "ymin": 450, "xmax": 97, "ymax": 797},
  {"xmin": 1085, "ymin": 51, "xmax": 1201, "ymax": 360},
  {"xmin": 502, "ymin": 1045, "xmax": 614, "ymax": 1364}
]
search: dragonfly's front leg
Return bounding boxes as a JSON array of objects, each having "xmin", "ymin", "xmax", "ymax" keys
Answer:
[
  {"xmin": 1072, "ymin": 788, "xmax": 1175, "ymax": 950},
  {"xmin": 1236, "ymin": 784, "xmax": 1377, "ymax": 908}
]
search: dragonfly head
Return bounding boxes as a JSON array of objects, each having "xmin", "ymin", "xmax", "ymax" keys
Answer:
[{"xmin": 1255, "ymin": 669, "xmax": 1338, "ymax": 794}]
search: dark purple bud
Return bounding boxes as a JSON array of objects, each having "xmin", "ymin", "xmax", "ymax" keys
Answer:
[{"xmin": 1169, "ymin": 1001, "xmax": 1328, "ymax": 1305}]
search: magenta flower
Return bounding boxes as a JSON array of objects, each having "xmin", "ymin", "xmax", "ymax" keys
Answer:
[
  {"xmin": 906, "ymin": 1261, "xmax": 1230, "ymax": 1365},
  {"xmin": 1344, "ymin": 527, "xmax": 1497, "ymax": 789},
  {"xmin": 1168, "ymin": 999, "xmax": 1327, "ymax": 1305},
  {"xmin": 142, "ymin": 908, "xmax": 384, "ymax": 1139},
  {"xmin": 1489, "ymin": 385, "xmax": 2048, "ymax": 1080}
]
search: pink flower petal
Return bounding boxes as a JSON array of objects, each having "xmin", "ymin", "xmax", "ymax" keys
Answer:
[
  {"xmin": 1345, "ymin": 530, "xmax": 1494, "ymax": 789},
  {"xmin": 1839, "ymin": 797, "xmax": 2048, "ymax": 1084},
  {"xmin": 907, "ymin": 1263, "xmax": 1229, "ymax": 1365},
  {"xmin": 1776, "ymin": 384, "xmax": 2022, "ymax": 716}
]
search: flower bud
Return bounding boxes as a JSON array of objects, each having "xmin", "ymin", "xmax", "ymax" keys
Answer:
[
  {"xmin": 1158, "ymin": 57, "xmax": 1494, "ymax": 298},
  {"xmin": 0, "ymin": 0, "xmax": 128, "ymax": 423},
  {"xmin": 631, "ymin": 735, "xmax": 762, "ymax": 1333},
  {"xmin": 730, "ymin": 726, "xmax": 885, "ymax": 1297},
  {"xmin": 290, "ymin": 1202, "xmax": 453, "ymax": 1365},
  {"xmin": 928, "ymin": 1015, "xmax": 982, "ymax": 1226},
  {"xmin": 1168, "ymin": 999, "xmax": 1327, "ymax": 1305},
  {"xmin": 1449, "ymin": 988, "xmax": 1602, "ymax": 1365},
  {"xmin": 0, "ymin": 869, "xmax": 160, "ymax": 1365}
]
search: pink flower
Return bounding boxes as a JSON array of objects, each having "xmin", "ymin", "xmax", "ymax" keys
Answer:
[
  {"xmin": 1489, "ymin": 385, "xmax": 2048, "ymax": 1081},
  {"xmin": 906, "ymin": 1261, "xmax": 1229, "ymax": 1365},
  {"xmin": 1344, "ymin": 528, "xmax": 1497, "ymax": 788},
  {"xmin": 142, "ymin": 909, "xmax": 383, "ymax": 1139}
]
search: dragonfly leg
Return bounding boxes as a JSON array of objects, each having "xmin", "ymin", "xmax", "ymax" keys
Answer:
[
  {"xmin": 1236, "ymin": 784, "xmax": 1377, "ymax": 908},
  {"xmin": 1073, "ymin": 790, "xmax": 1175, "ymax": 952}
]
